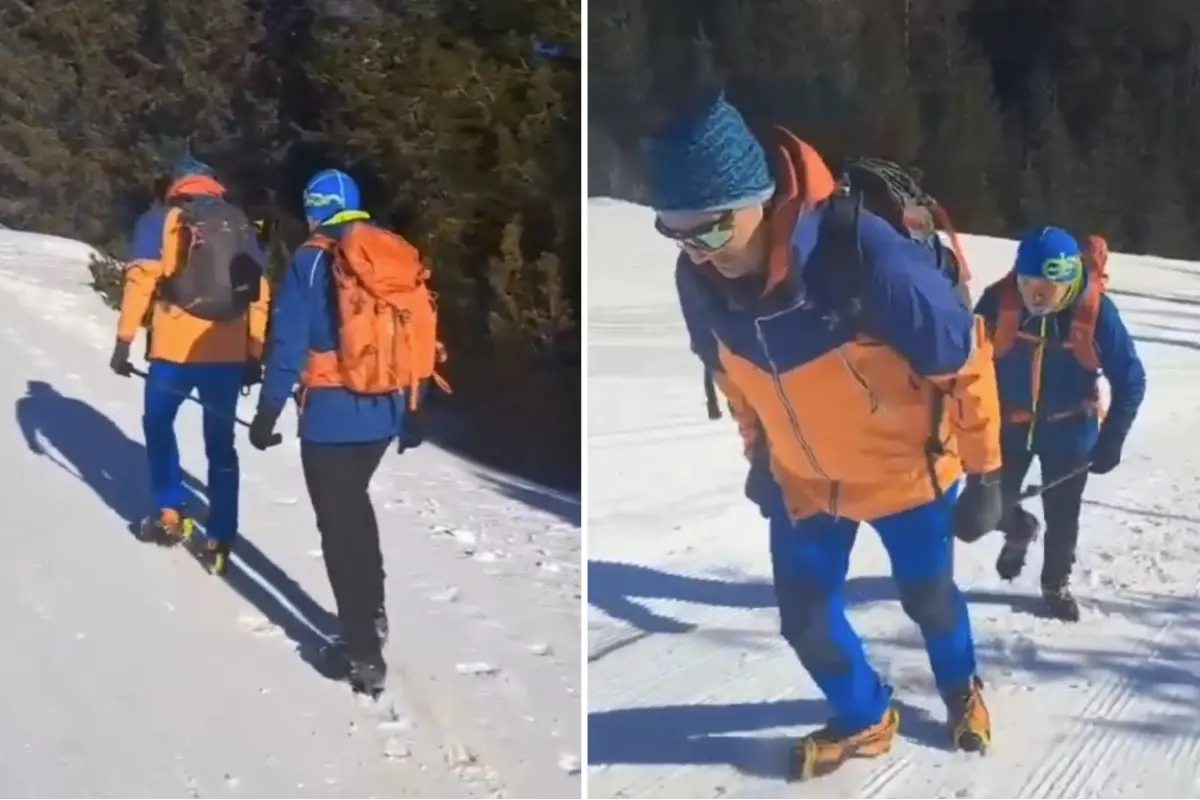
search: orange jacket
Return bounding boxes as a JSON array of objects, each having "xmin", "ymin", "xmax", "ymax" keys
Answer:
[
  {"xmin": 117, "ymin": 175, "xmax": 270, "ymax": 364},
  {"xmin": 678, "ymin": 128, "xmax": 1001, "ymax": 521}
]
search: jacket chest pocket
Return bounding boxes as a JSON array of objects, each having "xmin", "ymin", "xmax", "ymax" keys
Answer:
[{"xmin": 837, "ymin": 340, "xmax": 926, "ymax": 414}]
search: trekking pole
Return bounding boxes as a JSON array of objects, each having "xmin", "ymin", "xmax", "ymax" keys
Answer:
[
  {"xmin": 129, "ymin": 367, "xmax": 283, "ymax": 446},
  {"xmin": 1016, "ymin": 462, "xmax": 1092, "ymax": 502}
]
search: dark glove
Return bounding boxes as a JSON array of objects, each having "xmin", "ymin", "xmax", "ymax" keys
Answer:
[
  {"xmin": 954, "ymin": 469, "xmax": 1004, "ymax": 543},
  {"xmin": 398, "ymin": 406, "xmax": 425, "ymax": 453},
  {"xmin": 248, "ymin": 408, "xmax": 282, "ymax": 451},
  {"xmin": 109, "ymin": 339, "xmax": 133, "ymax": 377},
  {"xmin": 1089, "ymin": 434, "xmax": 1123, "ymax": 475},
  {"xmin": 744, "ymin": 453, "xmax": 776, "ymax": 518},
  {"xmin": 242, "ymin": 358, "xmax": 263, "ymax": 389}
]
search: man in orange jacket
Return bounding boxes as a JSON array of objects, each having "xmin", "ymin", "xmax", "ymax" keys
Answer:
[
  {"xmin": 645, "ymin": 91, "xmax": 1003, "ymax": 778},
  {"xmin": 109, "ymin": 155, "xmax": 271, "ymax": 569}
]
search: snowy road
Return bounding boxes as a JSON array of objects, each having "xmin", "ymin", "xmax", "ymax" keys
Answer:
[
  {"xmin": 587, "ymin": 199, "xmax": 1200, "ymax": 798},
  {"xmin": 0, "ymin": 230, "xmax": 581, "ymax": 798}
]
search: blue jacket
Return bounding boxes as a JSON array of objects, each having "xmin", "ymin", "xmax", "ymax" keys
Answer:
[
  {"xmin": 259, "ymin": 220, "xmax": 405, "ymax": 444},
  {"xmin": 975, "ymin": 276, "xmax": 1145, "ymax": 461}
]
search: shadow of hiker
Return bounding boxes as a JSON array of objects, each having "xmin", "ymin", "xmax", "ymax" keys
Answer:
[
  {"xmin": 588, "ymin": 560, "xmax": 898, "ymax": 635},
  {"xmin": 15, "ymin": 379, "xmax": 343, "ymax": 682}
]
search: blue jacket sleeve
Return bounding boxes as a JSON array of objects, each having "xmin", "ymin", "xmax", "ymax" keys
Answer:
[
  {"xmin": 259, "ymin": 246, "xmax": 323, "ymax": 417},
  {"xmin": 128, "ymin": 207, "xmax": 167, "ymax": 262},
  {"xmin": 1094, "ymin": 294, "xmax": 1146, "ymax": 445},
  {"xmin": 857, "ymin": 210, "xmax": 976, "ymax": 377}
]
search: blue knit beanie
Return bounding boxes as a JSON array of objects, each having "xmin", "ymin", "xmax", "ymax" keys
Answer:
[
  {"xmin": 642, "ymin": 93, "xmax": 776, "ymax": 214},
  {"xmin": 1015, "ymin": 226, "xmax": 1083, "ymax": 282}
]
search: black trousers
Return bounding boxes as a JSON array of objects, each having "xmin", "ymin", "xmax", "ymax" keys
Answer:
[
  {"xmin": 300, "ymin": 439, "xmax": 390, "ymax": 658},
  {"xmin": 998, "ymin": 444, "xmax": 1090, "ymax": 588}
]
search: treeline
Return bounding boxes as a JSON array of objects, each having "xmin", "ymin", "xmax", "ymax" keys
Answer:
[
  {"xmin": 0, "ymin": 0, "xmax": 580, "ymax": 486},
  {"xmin": 590, "ymin": 0, "xmax": 1200, "ymax": 260}
]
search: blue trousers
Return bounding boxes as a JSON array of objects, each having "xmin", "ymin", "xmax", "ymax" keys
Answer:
[
  {"xmin": 769, "ymin": 483, "xmax": 976, "ymax": 734},
  {"xmin": 142, "ymin": 361, "xmax": 243, "ymax": 543}
]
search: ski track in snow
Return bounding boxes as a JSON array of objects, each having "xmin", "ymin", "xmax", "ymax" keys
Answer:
[
  {"xmin": 587, "ymin": 199, "xmax": 1200, "ymax": 799},
  {"xmin": 0, "ymin": 230, "xmax": 580, "ymax": 798}
]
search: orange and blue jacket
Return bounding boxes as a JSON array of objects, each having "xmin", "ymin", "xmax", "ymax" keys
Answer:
[
  {"xmin": 677, "ymin": 129, "xmax": 1002, "ymax": 522},
  {"xmin": 974, "ymin": 273, "xmax": 1145, "ymax": 460},
  {"xmin": 116, "ymin": 175, "xmax": 271, "ymax": 364}
]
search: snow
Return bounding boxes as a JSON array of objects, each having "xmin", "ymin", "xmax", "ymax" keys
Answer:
[
  {"xmin": 587, "ymin": 198, "xmax": 1200, "ymax": 798},
  {"xmin": 0, "ymin": 228, "xmax": 580, "ymax": 797}
]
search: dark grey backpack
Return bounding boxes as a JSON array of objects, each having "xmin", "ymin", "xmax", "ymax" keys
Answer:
[{"xmin": 161, "ymin": 196, "xmax": 264, "ymax": 322}]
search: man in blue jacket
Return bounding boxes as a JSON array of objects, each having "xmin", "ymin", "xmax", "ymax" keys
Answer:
[
  {"xmin": 645, "ymin": 91, "xmax": 1004, "ymax": 779},
  {"xmin": 248, "ymin": 169, "xmax": 406, "ymax": 696},
  {"xmin": 975, "ymin": 227, "xmax": 1146, "ymax": 621}
]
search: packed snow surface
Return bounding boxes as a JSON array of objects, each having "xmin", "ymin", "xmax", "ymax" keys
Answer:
[
  {"xmin": 587, "ymin": 198, "xmax": 1200, "ymax": 799},
  {"xmin": 0, "ymin": 229, "xmax": 581, "ymax": 798}
]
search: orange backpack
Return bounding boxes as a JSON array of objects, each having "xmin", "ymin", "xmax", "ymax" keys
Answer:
[{"xmin": 303, "ymin": 224, "xmax": 450, "ymax": 409}]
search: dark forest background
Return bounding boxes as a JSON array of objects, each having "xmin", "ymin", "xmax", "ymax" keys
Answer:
[
  {"xmin": 0, "ymin": 0, "xmax": 580, "ymax": 490},
  {"xmin": 590, "ymin": 0, "xmax": 1200, "ymax": 261}
]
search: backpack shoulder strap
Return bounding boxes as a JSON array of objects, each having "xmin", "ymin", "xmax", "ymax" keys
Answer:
[
  {"xmin": 993, "ymin": 274, "xmax": 1022, "ymax": 357},
  {"xmin": 1067, "ymin": 280, "xmax": 1103, "ymax": 372},
  {"xmin": 817, "ymin": 183, "xmax": 872, "ymax": 328}
]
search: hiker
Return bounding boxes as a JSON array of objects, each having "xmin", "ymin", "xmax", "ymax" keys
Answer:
[
  {"xmin": 645, "ymin": 91, "xmax": 1003, "ymax": 779},
  {"xmin": 247, "ymin": 168, "xmax": 447, "ymax": 696},
  {"xmin": 109, "ymin": 154, "xmax": 270, "ymax": 574},
  {"xmin": 974, "ymin": 227, "xmax": 1146, "ymax": 621}
]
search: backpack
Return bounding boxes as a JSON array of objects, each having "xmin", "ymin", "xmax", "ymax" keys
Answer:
[
  {"xmin": 815, "ymin": 159, "xmax": 974, "ymax": 497},
  {"xmin": 306, "ymin": 224, "xmax": 449, "ymax": 410},
  {"xmin": 160, "ymin": 196, "xmax": 264, "ymax": 322},
  {"xmin": 820, "ymin": 158, "xmax": 972, "ymax": 325}
]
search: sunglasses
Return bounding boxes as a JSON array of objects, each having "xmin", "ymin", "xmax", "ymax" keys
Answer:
[{"xmin": 655, "ymin": 211, "xmax": 736, "ymax": 252}]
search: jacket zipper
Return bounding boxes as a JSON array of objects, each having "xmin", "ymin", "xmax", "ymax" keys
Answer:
[{"xmin": 754, "ymin": 311, "xmax": 839, "ymax": 516}]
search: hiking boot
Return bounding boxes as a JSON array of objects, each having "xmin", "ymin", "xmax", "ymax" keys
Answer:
[
  {"xmin": 349, "ymin": 651, "xmax": 388, "ymax": 698},
  {"xmin": 995, "ymin": 540, "xmax": 1029, "ymax": 581},
  {"xmin": 792, "ymin": 707, "xmax": 899, "ymax": 781},
  {"xmin": 139, "ymin": 508, "xmax": 194, "ymax": 546},
  {"xmin": 996, "ymin": 509, "xmax": 1040, "ymax": 581},
  {"xmin": 945, "ymin": 676, "xmax": 990, "ymax": 753},
  {"xmin": 1042, "ymin": 584, "xmax": 1080, "ymax": 622},
  {"xmin": 201, "ymin": 538, "xmax": 232, "ymax": 577}
]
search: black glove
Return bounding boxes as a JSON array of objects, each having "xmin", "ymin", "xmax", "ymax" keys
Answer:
[
  {"xmin": 248, "ymin": 408, "xmax": 282, "ymax": 451},
  {"xmin": 242, "ymin": 358, "xmax": 263, "ymax": 389},
  {"xmin": 1089, "ymin": 434, "xmax": 1123, "ymax": 475},
  {"xmin": 109, "ymin": 339, "xmax": 133, "ymax": 377},
  {"xmin": 398, "ymin": 406, "xmax": 425, "ymax": 453},
  {"xmin": 954, "ymin": 470, "xmax": 1004, "ymax": 543}
]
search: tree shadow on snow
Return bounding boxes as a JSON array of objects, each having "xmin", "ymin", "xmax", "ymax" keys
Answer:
[
  {"xmin": 472, "ymin": 469, "xmax": 582, "ymax": 527},
  {"xmin": 1133, "ymin": 333, "xmax": 1200, "ymax": 353},
  {"xmin": 589, "ymin": 579, "xmax": 1200, "ymax": 777},
  {"xmin": 14, "ymin": 379, "xmax": 345, "ymax": 682},
  {"xmin": 588, "ymin": 559, "xmax": 897, "ymax": 635}
]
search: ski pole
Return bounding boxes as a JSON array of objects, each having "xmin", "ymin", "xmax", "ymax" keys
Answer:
[
  {"xmin": 1017, "ymin": 462, "xmax": 1092, "ymax": 501},
  {"xmin": 129, "ymin": 367, "xmax": 282, "ymax": 446}
]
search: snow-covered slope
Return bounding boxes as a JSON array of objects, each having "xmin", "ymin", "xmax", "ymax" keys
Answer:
[
  {"xmin": 587, "ymin": 198, "xmax": 1200, "ymax": 799},
  {"xmin": 0, "ymin": 229, "xmax": 581, "ymax": 798}
]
